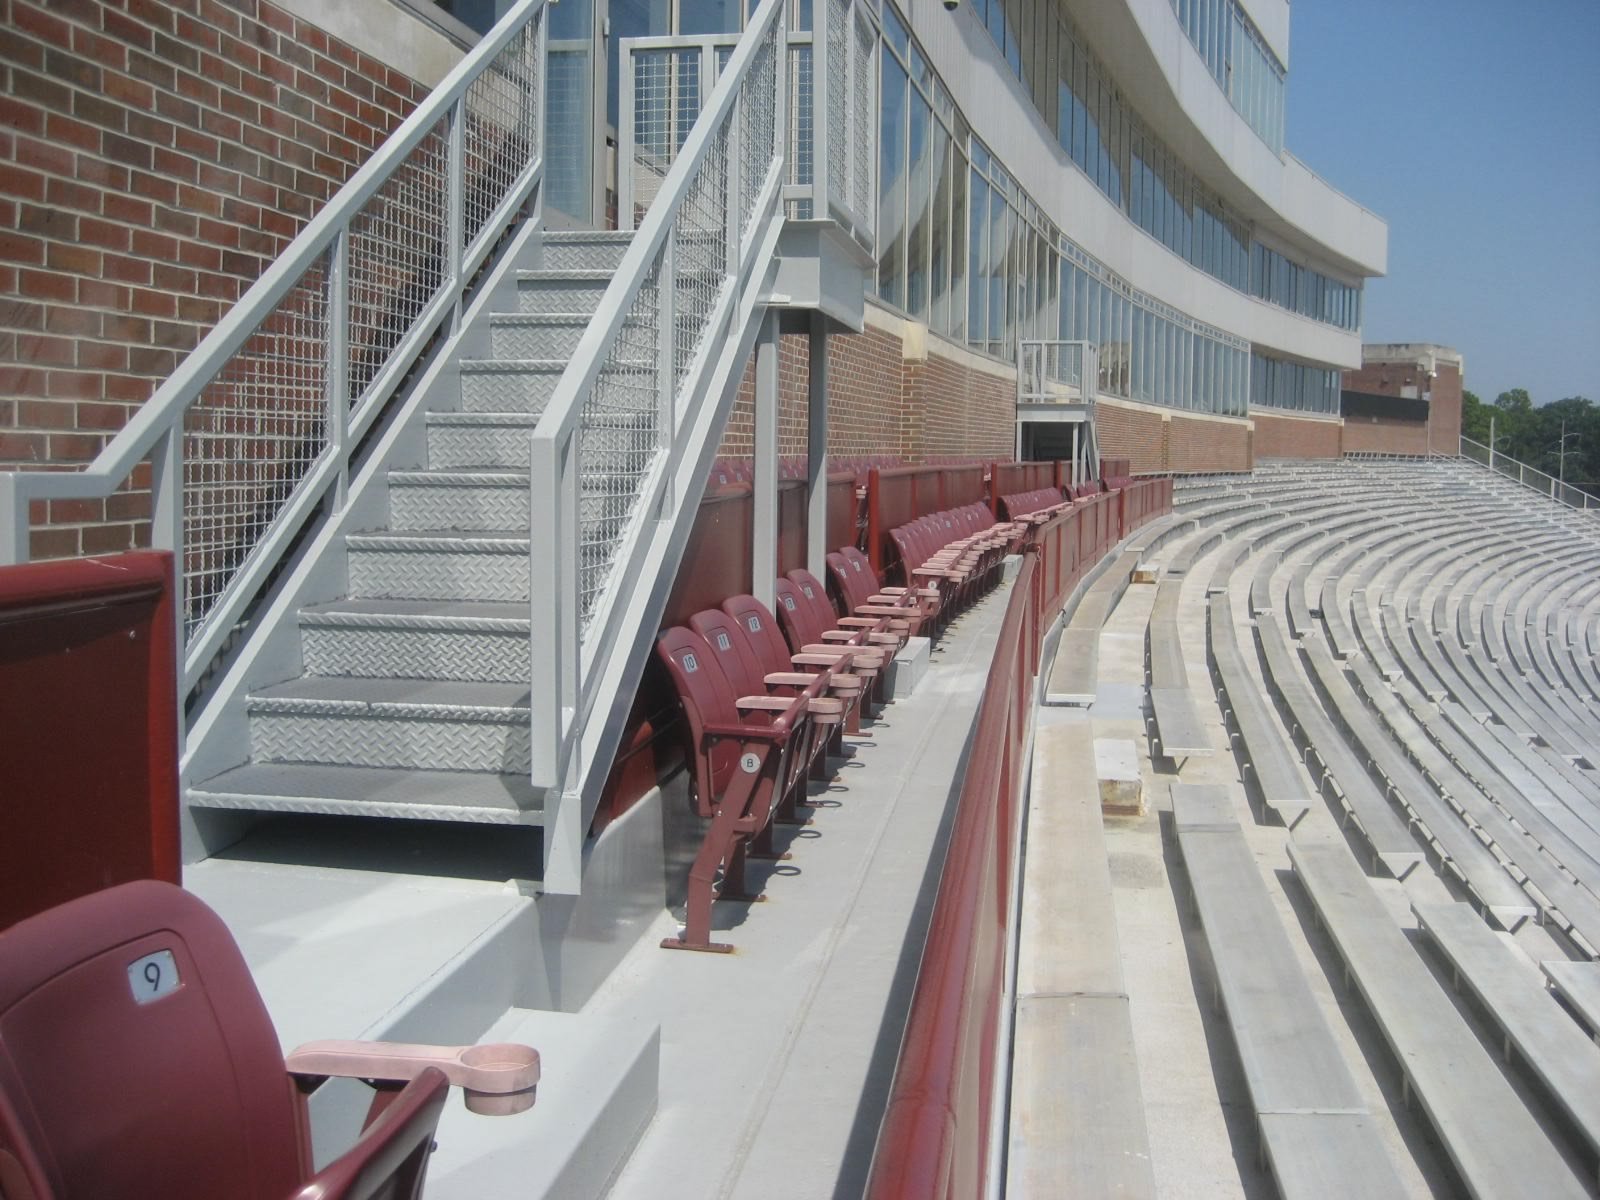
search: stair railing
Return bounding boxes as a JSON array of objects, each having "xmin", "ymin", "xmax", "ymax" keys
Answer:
[
  {"xmin": 0, "ymin": 0, "xmax": 549, "ymax": 701},
  {"xmin": 1459, "ymin": 435, "xmax": 1599, "ymax": 515},
  {"xmin": 528, "ymin": 0, "xmax": 798, "ymax": 882}
]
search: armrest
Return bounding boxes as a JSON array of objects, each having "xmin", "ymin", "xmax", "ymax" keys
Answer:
[
  {"xmin": 737, "ymin": 695, "xmax": 806, "ymax": 713},
  {"xmin": 286, "ymin": 1040, "xmax": 540, "ymax": 1116}
]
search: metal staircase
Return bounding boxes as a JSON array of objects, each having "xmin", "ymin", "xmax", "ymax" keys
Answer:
[
  {"xmin": 185, "ymin": 230, "xmax": 631, "ymax": 832},
  {"xmin": 0, "ymin": 0, "xmax": 877, "ymax": 897}
]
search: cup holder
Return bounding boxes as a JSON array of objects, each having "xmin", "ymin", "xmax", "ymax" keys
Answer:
[{"xmin": 457, "ymin": 1042, "xmax": 541, "ymax": 1115}]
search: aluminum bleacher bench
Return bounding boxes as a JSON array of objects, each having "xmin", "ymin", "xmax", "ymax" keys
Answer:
[
  {"xmin": 1412, "ymin": 901, "xmax": 1600, "ymax": 1176},
  {"xmin": 1298, "ymin": 637, "xmax": 1535, "ymax": 930},
  {"xmin": 1006, "ymin": 713, "xmax": 1156, "ymax": 1199},
  {"xmin": 1205, "ymin": 598, "xmax": 1314, "ymax": 829},
  {"xmin": 1147, "ymin": 575, "xmax": 1213, "ymax": 760},
  {"xmin": 1543, "ymin": 960, "xmax": 1600, "ymax": 1039},
  {"xmin": 1287, "ymin": 839, "xmax": 1591, "ymax": 1200},
  {"xmin": 1256, "ymin": 614, "xmax": 1422, "ymax": 879},
  {"xmin": 1172, "ymin": 785, "xmax": 1408, "ymax": 1199}
]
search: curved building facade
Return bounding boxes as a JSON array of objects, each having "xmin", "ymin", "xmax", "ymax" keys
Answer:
[{"xmin": 868, "ymin": 0, "xmax": 1386, "ymax": 465}]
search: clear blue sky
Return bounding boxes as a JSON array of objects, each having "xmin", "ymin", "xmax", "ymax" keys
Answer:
[{"xmin": 1285, "ymin": 0, "xmax": 1600, "ymax": 405}]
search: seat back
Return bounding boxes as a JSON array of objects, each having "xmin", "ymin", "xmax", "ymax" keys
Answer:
[
  {"xmin": 721, "ymin": 595, "xmax": 793, "ymax": 676},
  {"xmin": 840, "ymin": 546, "xmax": 882, "ymax": 591},
  {"xmin": 825, "ymin": 551, "xmax": 872, "ymax": 613},
  {"xmin": 788, "ymin": 569, "xmax": 841, "ymax": 629},
  {"xmin": 688, "ymin": 608, "xmax": 768, "ymax": 697},
  {"xmin": 773, "ymin": 577, "xmax": 826, "ymax": 651},
  {"xmin": 0, "ymin": 880, "xmax": 307, "ymax": 1200},
  {"xmin": 656, "ymin": 626, "xmax": 744, "ymax": 800}
]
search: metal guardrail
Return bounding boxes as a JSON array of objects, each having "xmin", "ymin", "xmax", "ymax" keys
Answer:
[
  {"xmin": 616, "ymin": 0, "xmax": 876, "ymax": 247},
  {"xmin": 1458, "ymin": 435, "xmax": 1599, "ymax": 514},
  {"xmin": 0, "ymin": 0, "xmax": 549, "ymax": 696},
  {"xmin": 527, "ymin": 0, "xmax": 796, "ymax": 812}
]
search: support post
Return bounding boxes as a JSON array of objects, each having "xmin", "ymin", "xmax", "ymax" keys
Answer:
[
  {"xmin": 1071, "ymin": 423, "xmax": 1080, "ymax": 487},
  {"xmin": 753, "ymin": 309, "xmax": 779, "ymax": 612},
  {"xmin": 806, "ymin": 312, "xmax": 829, "ymax": 578}
]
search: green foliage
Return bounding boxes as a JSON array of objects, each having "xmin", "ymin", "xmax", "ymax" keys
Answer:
[{"xmin": 1474, "ymin": 388, "xmax": 1599, "ymax": 494}]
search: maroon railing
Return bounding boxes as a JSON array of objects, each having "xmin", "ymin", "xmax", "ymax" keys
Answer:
[{"xmin": 865, "ymin": 476, "xmax": 1172, "ymax": 1198}]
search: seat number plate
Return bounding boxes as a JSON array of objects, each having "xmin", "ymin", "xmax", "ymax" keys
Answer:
[{"xmin": 127, "ymin": 949, "xmax": 180, "ymax": 1004}]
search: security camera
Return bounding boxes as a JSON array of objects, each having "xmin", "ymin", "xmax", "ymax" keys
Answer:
[{"xmin": 943, "ymin": 0, "xmax": 959, "ymax": 10}]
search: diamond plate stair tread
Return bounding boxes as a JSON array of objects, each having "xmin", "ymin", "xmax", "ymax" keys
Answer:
[
  {"xmin": 347, "ymin": 530, "xmax": 528, "ymax": 551},
  {"xmin": 301, "ymin": 598, "xmax": 529, "ymax": 628},
  {"xmin": 189, "ymin": 762, "xmax": 544, "ymax": 823},
  {"xmin": 429, "ymin": 412, "xmax": 541, "ymax": 427},
  {"xmin": 489, "ymin": 314, "xmax": 593, "ymax": 327},
  {"xmin": 389, "ymin": 470, "xmax": 527, "ymax": 486},
  {"xmin": 516, "ymin": 268, "xmax": 615, "ymax": 280},
  {"xmin": 458, "ymin": 357, "xmax": 652, "ymax": 372},
  {"xmin": 252, "ymin": 677, "xmax": 531, "ymax": 715}
]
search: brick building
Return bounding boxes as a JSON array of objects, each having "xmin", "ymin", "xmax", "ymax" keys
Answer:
[{"xmin": 1340, "ymin": 343, "xmax": 1464, "ymax": 457}]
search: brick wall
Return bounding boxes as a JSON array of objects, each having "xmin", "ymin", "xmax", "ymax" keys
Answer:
[
  {"xmin": 1427, "ymin": 363, "xmax": 1462, "ymax": 455},
  {"xmin": 1341, "ymin": 414, "xmax": 1431, "ymax": 456},
  {"xmin": 1167, "ymin": 412, "xmax": 1251, "ymax": 473},
  {"xmin": 1253, "ymin": 410, "xmax": 1342, "ymax": 460},
  {"xmin": 717, "ymin": 310, "xmax": 1015, "ymax": 465},
  {"xmin": 1, "ymin": 0, "xmax": 426, "ymax": 557},
  {"xmin": 1094, "ymin": 400, "xmax": 1168, "ymax": 475}
]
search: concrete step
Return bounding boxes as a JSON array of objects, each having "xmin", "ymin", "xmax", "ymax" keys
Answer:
[
  {"xmin": 347, "ymin": 530, "xmax": 530, "ymax": 603},
  {"xmin": 248, "ymin": 677, "xmax": 532, "ymax": 773},
  {"xmin": 543, "ymin": 229, "xmax": 632, "ymax": 271},
  {"xmin": 187, "ymin": 761, "xmax": 545, "ymax": 825},
  {"xmin": 299, "ymin": 598, "xmax": 528, "ymax": 682}
]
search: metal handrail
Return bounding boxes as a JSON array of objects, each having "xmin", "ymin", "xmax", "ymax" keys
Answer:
[
  {"xmin": 0, "ymin": 0, "xmax": 549, "ymax": 696},
  {"xmin": 1459, "ymin": 435, "xmax": 1599, "ymax": 515},
  {"xmin": 527, "ymin": 0, "xmax": 791, "ymax": 814}
]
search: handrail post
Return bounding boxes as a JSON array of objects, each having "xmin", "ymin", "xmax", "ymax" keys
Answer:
[
  {"xmin": 150, "ymin": 426, "xmax": 187, "ymax": 713},
  {"xmin": 447, "ymin": 96, "xmax": 467, "ymax": 335},
  {"xmin": 0, "ymin": 474, "xmax": 25, "ymax": 565},
  {"xmin": 658, "ymin": 228, "xmax": 678, "ymax": 506},
  {"xmin": 327, "ymin": 230, "xmax": 351, "ymax": 512},
  {"xmin": 528, "ymin": 434, "xmax": 563, "ymax": 788}
]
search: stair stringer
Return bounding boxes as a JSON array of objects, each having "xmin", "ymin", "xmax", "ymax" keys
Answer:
[
  {"xmin": 541, "ymin": 218, "xmax": 787, "ymax": 895},
  {"xmin": 179, "ymin": 216, "xmax": 553, "ymax": 861}
]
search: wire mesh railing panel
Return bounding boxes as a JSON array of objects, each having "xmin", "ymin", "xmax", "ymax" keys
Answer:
[
  {"xmin": 670, "ymin": 127, "xmax": 731, "ymax": 397},
  {"xmin": 851, "ymin": 8, "xmax": 874, "ymax": 232},
  {"xmin": 629, "ymin": 49, "xmax": 702, "ymax": 229},
  {"xmin": 827, "ymin": 0, "xmax": 849, "ymax": 217},
  {"xmin": 182, "ymin": 251, "xmax": 332, "ymax": 643},
  {"xmin": 739, "ymin": 40, "xmax": 778, "ymax": 242},
  {"xmin": 346, "ymin": 117, "xmax": 449, "ymax": 413},
  {"xmin": 462, "ymin": 14, "xmax": 543, "ymax": 252},
  {"xmin": 576, "ymin": 252, "xmax": 663, "ymax": 620},
  {"xmin": 786, "ymin": 41, "xmax": 813, "ymax": 220}
]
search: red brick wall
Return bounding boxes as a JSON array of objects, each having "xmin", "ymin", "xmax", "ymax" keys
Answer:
[
  {"xmin": 1341, "ymin": 415, "xmax": 1431, "ymax": 456},
  {"xmin": 1094, "ymin": 402, "xmax": 1167, "ymax": 475},
  {"xmin": 1, "ymin": 0, "xmax": 426, "ymax": 557},
  {"xmin": 1253, "ymin": 410, "xmax": 1342, "ymax": 460},
  {"xmin": 1427, "ymin": 363, "xmax": 1462, "ymax": 455},
  {"xmin": 716, "ymin": 318, "xmax": 1012, "ymax": 465},
  {"xmin": 1167, "ymin": 413, "xmax": 1251, "ymax": 473}
]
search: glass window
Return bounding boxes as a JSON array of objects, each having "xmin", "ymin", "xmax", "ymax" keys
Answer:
[
  {"xmin": 967, "ymin": 167, "xmax": 986, "ymax": 345},
  {"xmin": 931, "ymin": 122, "xmax": 952, "ymax": 335},
  {"xmin": 877, "ymin": 54, "xmax": 908, "ymax": 309},
  {"xmin": 906, "ymin": 88, "xmax": 932, "ymax": 319}
]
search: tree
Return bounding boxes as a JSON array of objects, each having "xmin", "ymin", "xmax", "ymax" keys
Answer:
[{"xmin": 1461, "ymin": 390, "xmax": 1491, "ymax": 443}]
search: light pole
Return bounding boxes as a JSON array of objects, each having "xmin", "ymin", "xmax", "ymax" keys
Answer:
[{"xmin": 1552, "ymin": 419, "xmax": 1580, "ymax": 484}]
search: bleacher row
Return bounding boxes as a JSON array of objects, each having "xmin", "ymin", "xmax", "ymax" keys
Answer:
[{"xmin": 1049, "ymin": 456, "xmax": 1600, "ymax": 1198}]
